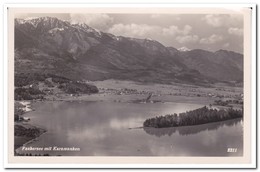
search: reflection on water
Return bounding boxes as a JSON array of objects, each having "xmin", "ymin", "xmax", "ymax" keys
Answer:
[
  {"xmin": 17, "ymin": 101, "xmax": 243, "ymax": 156},
  {"xmin": 143, "ymin": 118, "xmax": 243, "ymax": 137}
]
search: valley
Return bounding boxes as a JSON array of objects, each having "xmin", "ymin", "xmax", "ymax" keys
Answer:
[{"xmin": 13, "ymin": 16, "xmax": 244, "ymax": 156}]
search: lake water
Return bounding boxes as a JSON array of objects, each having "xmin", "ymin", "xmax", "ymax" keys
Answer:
[{"xmin": 17, "ymin": 101, "xmax": 243, "ymax": 156}]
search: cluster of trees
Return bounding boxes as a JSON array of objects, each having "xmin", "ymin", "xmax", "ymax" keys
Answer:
[
  {"xmin": 58, "ymin": 82, "xmax": 99, "ymax": 94},
  {"xmin": 15, "ymin": 73, "xmax": 52, "ymax": 100},
  {"xmin": 14, "ymin": 125, "xmax": 45, "ymax": 138},
  {"xmin": 51, "ymin": 75, "xmax": 71, "ymax": 84},
  {"xmin": 214, "ymin": 99, "xmax": 243, "ymax": 107},
  {"xmin": 226, "ymin": 99, "xmax": 243, "ymax": 105},
  {"xmin": 15, "ymin": 73, "xmax": 46, "ymax": 87},
  {"xmin": 143, "ymin": 106, "xmax": 243, "ymax": 128},
  {"xmin": 15, "ymin": 72, "xmax": 99, "ymax": 99},
  {"xmin": 15, "ymin": 73, "xmax": 71, "ymax": 87},
  {"xmin": 48, "ymin": 74, "xmax": 99, "ymax": 94},
  {"xmin": 214, "ymin": 100, "xmax": 229, "ymax": 106},
  {"xmin": 15, "ymin": 87, "xmax": 45, "ymax": 100}
]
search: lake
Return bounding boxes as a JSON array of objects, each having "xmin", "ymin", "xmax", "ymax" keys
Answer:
[{"xmin": 16, "ymin": 101, "xmax": 243, "ymax": 156}]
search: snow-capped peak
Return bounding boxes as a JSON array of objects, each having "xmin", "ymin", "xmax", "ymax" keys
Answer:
[
  {"xmin": 72, "ymin": 23, "xmax": 102, "ymax": 37},
  {"xmin": 146, "ymin": 38, "xmax": 154, "ymax": 41},
  {"xmin": 178, "ymin": 47, "xmax": 191, "ymax": 52},
  {"xmin": 24, "ymin": 17, "xmax": 39, "ymax": 21},
  {"xmin": 16, "ymin": 17, "xmax": 68, "ymax": 28},
  {"xmin": 16, "ymin": 18, "xmax": 39, "ymax": 27}
]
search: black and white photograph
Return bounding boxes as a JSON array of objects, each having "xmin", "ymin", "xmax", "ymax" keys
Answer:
[{"xmin": 6, "ymin": 5, "xmax": 256, "ymax": 167}]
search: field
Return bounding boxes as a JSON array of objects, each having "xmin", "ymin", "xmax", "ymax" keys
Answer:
[{"xmin": 47, "ymin": 80, "xmax": 243, "ymax": 108}]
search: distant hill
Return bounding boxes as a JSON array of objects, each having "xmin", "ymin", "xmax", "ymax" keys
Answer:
[
  {"xmin": 15, "ymin": 17, "xmax": 243, "ymax": 85},
  {"xmin": 171, "ymin": 49, "xmax": 243, "ymax": 82}
]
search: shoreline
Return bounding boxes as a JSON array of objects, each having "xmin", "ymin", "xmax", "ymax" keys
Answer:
[
  {"xmin": 42, "ymin": 92, "xmax": 217, "ymax": 105},
  {"xmin": 143, "ymin": 116, "xmax": 243, "ymax": 129},
  {"xmin": 14, "ymin": 123, "xmax": 46, "ymax": 154},
  {"xmin": 143, "ymin": 106, "xmax": 243, "ymax": 128},
  {"xmin": 14, "ymin": 101, "xmax": 47, "ymax": 155},
  {"xmin": 15, "ymin": 93, "xmax": 208, "ymax": 154},
  {"xmin": 14, "ymin": 80, "xmax": 243, "ymax": 155}
]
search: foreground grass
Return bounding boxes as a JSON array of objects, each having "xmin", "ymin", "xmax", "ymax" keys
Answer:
[{"xmin": 143, "ymin": 106, "xmax": 243, "ymax": 128}]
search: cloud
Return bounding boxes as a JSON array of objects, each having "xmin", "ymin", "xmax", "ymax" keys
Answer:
[
  {"xmin": 69, "ymin": 14, "xmax": 114, "ymax": 31},
  {"xmin": 202, "ymin": 14, "xmax": 243, "ymax": 28},
  {"xmin": 223, "ymin": 43, "xmax": 230, "ymax": 48},
  {"xmin": 228, "ymin": 27, "xmax": 243, "ymax": 36},
  {"xmin": 202, "ymin": 14, "xmax": 223, "ymax": 27},
  {"xmin": 228, "ymin": 14, "xmax": 244, "ymax": 26},
  {"xmin": 108, "ymin": 23, "xmax": 193, "ymax": 40},
  {"xmin": 200, "ymin": 34, "xmax": 223, "ymax": 44},
  {"xmin": 108, "ymin": 23, "xmax": 161, "ymax": 38},
  {"xmin": 176, "ymin": 35, "xmax": 199, "ymax": 44},
  {"xmin": 162, "ymin": 25, "xmax": 192, "ymax": 36}
]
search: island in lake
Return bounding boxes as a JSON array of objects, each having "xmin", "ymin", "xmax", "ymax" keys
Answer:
[
  {"xmin": 143, "ymin": 106, "xmax": 243, "ymax": 128},
  {"xmin": 14, "ymin": 15, "xmax": 244, "ymax": 156}
]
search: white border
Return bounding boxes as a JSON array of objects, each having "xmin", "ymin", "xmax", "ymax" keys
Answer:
[
  {"xmin": 2, "ymin": 3, "xmax": 258, "ymax": 8},
  {"xmin": 250, "ymin": 3, "xmax": 257, "ymax": 169},
  {"xmin": 2, "ymin": 2, "xmax": 256, "ymax": 169},
  {"xmin": 3, "ymin": 2, "xmax": 9, "ymax": 170}
]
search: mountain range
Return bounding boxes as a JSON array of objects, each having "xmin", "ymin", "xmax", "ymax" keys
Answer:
[{"xmin": 14, "ymin": 17, "xmax": 243, "ymax": 85}]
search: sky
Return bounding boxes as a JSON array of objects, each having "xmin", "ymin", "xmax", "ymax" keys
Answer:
[{"xmin": 16, "ymin": 13, "xmax": 244, "ymax": 53}]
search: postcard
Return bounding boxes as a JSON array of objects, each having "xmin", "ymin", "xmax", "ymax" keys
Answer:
[{"xmin": 5, "ymin": 4, "xmax": 256, "ymax": 168}]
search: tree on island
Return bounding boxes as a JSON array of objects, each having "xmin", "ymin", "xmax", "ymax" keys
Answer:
[{"xmin": 143, "ymin": 106, "xmax": 243, "ymax": 128}]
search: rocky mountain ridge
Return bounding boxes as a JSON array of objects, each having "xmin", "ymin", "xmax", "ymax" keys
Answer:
[{"xmin": 15, "ymin": 17, "xmax": 243, "ymax": 85}]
